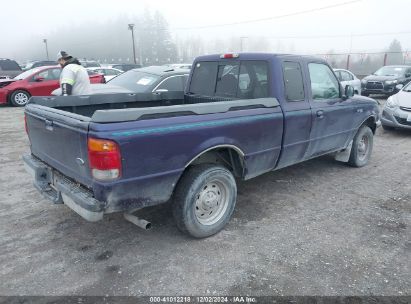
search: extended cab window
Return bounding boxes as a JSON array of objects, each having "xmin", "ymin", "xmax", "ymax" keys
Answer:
[
  {"xmin": 189, "ymin": 60, "xmax": 269, "ymax": 99},
  {"xmin": 308, "ymin": 63, "xmax": 340, "ymax": 100},
  {"xmin": 283, "ymin": 61, "xmax": 305, "ymax": 101}
]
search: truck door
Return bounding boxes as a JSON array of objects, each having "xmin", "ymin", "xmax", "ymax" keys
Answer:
[
  {"xmin": 276, "ymin": 61, "xmax": 312, "ymax": 169},
  {"xmin": 305, "ymin": 62, "xmax": 354, "ymax": 158}
]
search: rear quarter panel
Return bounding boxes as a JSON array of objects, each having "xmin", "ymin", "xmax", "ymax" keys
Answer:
[{"xmin": 89, "ymin": 106, "xmax": 283, "ymax": 211}]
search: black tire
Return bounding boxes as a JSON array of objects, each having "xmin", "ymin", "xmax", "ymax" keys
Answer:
[
  {"xmin": 361, "ymin": 92, "xmax": 369, "ymax": 97},
  {"xmin": 382, "ymin": 124, "xmax": 395, "ymax": 131},
  {"xmin": 172, "ymin": 164, "xmax": 237, "ymax": 238},
  {"xmin": 10, "ymin": 90, "xmax": 30, "ymax": 107},
  {"xmin": 348, "ymin": 126, "xmax": 373, "ymax": 167}
]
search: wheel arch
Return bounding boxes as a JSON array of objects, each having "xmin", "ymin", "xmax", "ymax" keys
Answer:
[
  {"xmin": 184, "ymin": 144, "xmax": 246, "ymax": 178},
  {"xmin": 360, "ymin": 115, "xmax": 377, "ymax": 134}
]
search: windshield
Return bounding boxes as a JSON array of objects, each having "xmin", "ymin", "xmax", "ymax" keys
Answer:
[
  {"xmin": 14, "ymin": 68, "xmax": 41, "ymax": 80},
  {"xmin": 403, "ymin": 81, "xmax": 411, "ymax": 92},
  {"xmin": 108, "ymin": 70, "xmax": 160, "ymax": 92},
  {"xmin": 374, "ymin": 66, "xmax": 405, "ymax": 77}
]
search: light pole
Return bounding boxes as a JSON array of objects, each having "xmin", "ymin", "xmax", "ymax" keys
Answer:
[
  {"xmin": 43, "ymin": 39, "xmax": 49, "ymax": 60},
  {"xmin": 128, "ymin": 24, "xmax": 137, "ymax": 64}
]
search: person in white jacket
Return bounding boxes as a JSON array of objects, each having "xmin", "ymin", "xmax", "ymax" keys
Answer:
[{"xmin": 57, "ymin": 51, "xmax": 91, "ymax": 96}]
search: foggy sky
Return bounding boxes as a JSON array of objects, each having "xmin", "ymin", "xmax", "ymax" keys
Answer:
[{"xmin": 1, "ymin": 0, "xmax": 410, "ymax": 60}]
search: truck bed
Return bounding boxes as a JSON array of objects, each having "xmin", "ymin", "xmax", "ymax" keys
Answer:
[{"xmin": 28, "ymin": 92, "xmax": 279, "ymax": 123}]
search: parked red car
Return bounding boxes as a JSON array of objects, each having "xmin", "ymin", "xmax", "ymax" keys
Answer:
[{"xmin": 0, "ymin": 66, "xmax": 104, "ymax": 106}]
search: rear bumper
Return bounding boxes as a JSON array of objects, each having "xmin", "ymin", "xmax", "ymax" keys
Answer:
[{"xmin": 23, "ymin": 154, "xmax": 106, "ymax": 221}]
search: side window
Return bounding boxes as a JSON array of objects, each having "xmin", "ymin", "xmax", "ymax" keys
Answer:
[
  {"xmin": 49, "ymin": 68, "xmax": 61, "ymax": 80},
  {"xmin": 156, "ymin": 76, "xmax": 183, "ymax": 91},
  {"xmin": 282, "ymin": 61, "xmax": 305, "ymax": 101},
  {"xmin": 308, "ymin": 63, "xmax": 340, "ymax": 100},
  {"xmin": 36, "ymin": 70, "xmax": 54, "ymax": 80},
  {"xmin": 341, "ymin": 71, "xmax": 353, "ymax": 81}
]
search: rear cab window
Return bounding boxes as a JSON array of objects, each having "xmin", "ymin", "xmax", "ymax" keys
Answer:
[{"xmin": 189, "ymin": 60, "xmax": 269, "ymax": 99}]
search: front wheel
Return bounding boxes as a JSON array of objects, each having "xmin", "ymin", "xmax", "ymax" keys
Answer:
[
  {"xmin": 172, "ymin": 164, "xmax": 237, "ymax": 238},
  {"xmin": 10, "ymin": 90, "xmax": 30, "ymax": 107},
  {"xmin": 348, "ymin": 126, "xmax": 373, "ymax": 167}
]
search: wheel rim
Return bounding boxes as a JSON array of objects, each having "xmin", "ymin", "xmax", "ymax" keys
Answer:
[
  {"xmin": 14, "ymin": 92, "xmax": 29, "ymax": 105},
  {"xmin": 194, "ymin": 179, "xmax": 230, "ymax": 226},
  {"xmin": 357, "ymin": 134, "xmax": 369, "ymax": 161}
]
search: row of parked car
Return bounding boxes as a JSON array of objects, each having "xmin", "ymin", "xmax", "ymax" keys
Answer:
[
  {"xmin": 0, "ymin": 57, "xmax": 192, "ymax": 106},
  {"xmin": 1, "ymin": 56, "xmax": 411, "ymax": 131}
]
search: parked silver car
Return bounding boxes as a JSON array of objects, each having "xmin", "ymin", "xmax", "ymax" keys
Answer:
[
  {"xmin": 381, "ymin": 82, "xmax": 411, "ymax": 130},
  {"xmin": 334, "ymin": 68, "xmax": 361, "ymax": 95}
]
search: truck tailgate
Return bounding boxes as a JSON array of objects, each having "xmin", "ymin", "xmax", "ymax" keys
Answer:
[{"xmin": 25, "ymin": 105, "xmax": 93, "ymax": 188}]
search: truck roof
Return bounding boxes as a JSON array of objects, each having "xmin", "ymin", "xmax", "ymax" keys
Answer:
[{"xmin": 194, "ymin": 52, "xmax": 325, "ymax": 63}]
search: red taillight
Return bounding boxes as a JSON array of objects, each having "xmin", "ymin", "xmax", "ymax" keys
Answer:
[
  {"xmin": 220, "ymin": 53, "xmax": 239, "ymax": 59},
  {"xmin": 88, "ymin": 137, "xmax": 121, "ymax": 181}
]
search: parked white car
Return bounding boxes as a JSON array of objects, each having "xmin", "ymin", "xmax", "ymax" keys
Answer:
[
  {"xmin": 334, "ymin": 69, "xmax": 361, "ymax": 95},
  {"xmin": 87, "ymin": 67, "xmax": 123, "ymax": 82}
]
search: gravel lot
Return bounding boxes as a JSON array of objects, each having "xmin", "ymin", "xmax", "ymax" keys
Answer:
[{"xmin": 0, "ymin": 97, "xmax": 410, "ymax": 296}]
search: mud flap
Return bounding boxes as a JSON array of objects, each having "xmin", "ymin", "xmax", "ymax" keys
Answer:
[{"xmin": 335, "ymin": 140, "xmax": 353, "ymax": 162}]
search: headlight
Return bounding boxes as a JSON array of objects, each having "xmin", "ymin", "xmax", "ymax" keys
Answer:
[
  {"xmin": 386, "ymin": 96, "xmax": 399, "ymax": 109},
  {"xmin": 385, "ymin": 80, "xmax": 398, "ymax": 85},
  {"xmin": 361, "ymin": 79, "xmax": 367, "ymax": 84}
]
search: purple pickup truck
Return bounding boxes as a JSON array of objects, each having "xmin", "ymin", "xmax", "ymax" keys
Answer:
[{"xmin": 23, "ymin": 53, "xmax": 380, "ymax": 238}]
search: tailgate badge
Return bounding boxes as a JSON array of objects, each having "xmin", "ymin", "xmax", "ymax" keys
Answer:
[{"xmin": 76, "ymin": 158, "xmax": 85, "ymax": 166}]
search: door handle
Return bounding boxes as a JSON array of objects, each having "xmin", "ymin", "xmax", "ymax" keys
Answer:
[{"xmin": 316, "ymin": 110, "xmax": 324, "ymax": 118}]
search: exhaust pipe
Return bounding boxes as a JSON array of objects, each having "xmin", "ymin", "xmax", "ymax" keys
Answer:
[{"xmin": 124, "ymin": 212, "xmax": 152, "ymax": 230}]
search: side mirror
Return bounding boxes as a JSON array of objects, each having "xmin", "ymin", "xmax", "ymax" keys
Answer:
[
  {"xmin": 34, "ymin": 76, "xmax": 45, "ymax": 82},
  {"xmin": 343, "ymin": 85, "xmax": 354, "ymax": 99},
  {"xmin": 395, "ymin": 84, "xmax": 404, "ymax": 91}
]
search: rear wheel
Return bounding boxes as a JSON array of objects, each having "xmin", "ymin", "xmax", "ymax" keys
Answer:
[
  {"xmin": 10, "ymin": 90, "xmax": 30, "ymax": 107},
  {"xmin": 348, "ymin": 126, "xmax": 373, "ymax": 167},
  {"xmin": 172, "ymin": 164, "xmax": 237, "ymax": 238},
  {"xmin": 361, "ymin": 92, "xmax": 369, "ymax": 97}
]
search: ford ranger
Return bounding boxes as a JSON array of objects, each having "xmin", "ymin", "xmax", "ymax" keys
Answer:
[{"xmin": 23, "ymin": 53, "xmax": 380, "ymax": 238}]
